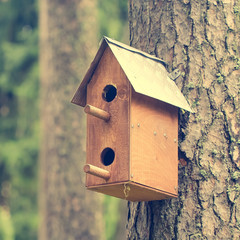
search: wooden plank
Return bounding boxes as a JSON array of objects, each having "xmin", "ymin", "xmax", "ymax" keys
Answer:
[
  {"xmin": 87, "ymin": 181, "xmax": 177, "ymax": 202},
  {"xmin": 86, "ymin": 46, "xmax": 130, "ymax": 186},
  {"xmin": 130, "ymin": 90, "xmax": 178, "ymax": 196}
]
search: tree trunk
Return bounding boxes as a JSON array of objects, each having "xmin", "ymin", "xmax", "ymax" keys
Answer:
[
  {"xmin": 39, "ymin": 1, "xmax": 104, "ymax": 240},
  {"xmin": 127, "ymin": 0, "xmax": 240, "ymax": 239}
]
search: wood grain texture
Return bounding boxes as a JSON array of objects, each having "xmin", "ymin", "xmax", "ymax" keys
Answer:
[
  {"xmin": 85, "ymin": 47, "xmax": 178, "ymax": 200},
  {"xmin": 87, "ymin": 181, "xmax": 176, "ymax": 202},
  {"xmin": 130, "ymin": 90, "xmax": 178, "ymax": 196},
  {"xmin": 86, "ymin": 46, "xmax": 130, "ymax": 186}
]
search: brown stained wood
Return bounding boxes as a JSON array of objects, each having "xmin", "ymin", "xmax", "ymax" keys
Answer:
[
  {"xmin": 84, "ymin": 45, "xmax": 179, "ymax": 200},
  {"xmin": 87, "ymin": 181, "xmax": 176, "ymax": 202},
  {"xmin": 84, "ymin": 164, "xmax": 110, "ymax": 180},
  {"xmin": 86, "ymin": 46, "xmax": 130, "ymax": 186},
  {"xmin": 130, "ymin": 90, "xmax": 178, "ymax": 196},
  {"xmin": 84, "ymin": 104, "xmax": 110, "ymax": 121}
]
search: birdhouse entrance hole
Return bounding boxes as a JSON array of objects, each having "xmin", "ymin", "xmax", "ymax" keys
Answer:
[
  {"xmin": 101, "ymin": 147, "xmax": 115, "ymax": 166},
  {"xmin": 102, "ymin": 85, "xmax": 117, "ymax": 102}
]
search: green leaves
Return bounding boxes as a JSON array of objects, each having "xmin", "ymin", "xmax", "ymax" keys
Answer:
[
  {"xmin": 0, "ymin": 1, "xmax": 39, "ymax": 239},
  {"xmin": 98, "ymin": 0, "xmax": 128, "ymax": 41}
]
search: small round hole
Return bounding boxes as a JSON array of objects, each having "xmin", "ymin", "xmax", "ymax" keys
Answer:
[
  {"xmin": 101, "ymin": 148, "xmax": 115, "ymax": 166},
  {"xmin": 102, "ymin": 85, "xmax": 117, "ymax": 102}
]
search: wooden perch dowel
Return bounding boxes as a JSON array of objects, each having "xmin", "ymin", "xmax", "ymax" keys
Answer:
[
  {"xmin": 84, "ymin": 164, "xmax": 111, "ymax": 180},
  {"xmin": 84, "ymin": 104, "xmax": 110, "ymax": 121}
]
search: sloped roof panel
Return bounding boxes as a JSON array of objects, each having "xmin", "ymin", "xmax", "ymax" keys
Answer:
[{"xmin": 106, "ymin": 38, "xmax": 191, "ymax": 112}]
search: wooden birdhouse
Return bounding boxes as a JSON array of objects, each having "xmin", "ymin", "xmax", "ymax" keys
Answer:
[{"xmin": 71, "ymin": 37, "xmax": 191, "ymax": 201}]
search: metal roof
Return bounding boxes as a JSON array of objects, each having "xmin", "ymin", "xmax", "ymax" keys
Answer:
[{"xmin": 71, "ymin": 36, "xmax": 192, "ymax": 112}]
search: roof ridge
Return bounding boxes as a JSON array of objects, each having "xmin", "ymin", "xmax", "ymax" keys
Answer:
[{"xmin": 103, "ymin": 36, "xmax": 167, "ymax": 67}]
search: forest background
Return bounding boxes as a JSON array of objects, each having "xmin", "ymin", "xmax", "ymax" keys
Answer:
[{"xmin": 0, "ymin": 0, "xmax": 128, "ymax": 239}]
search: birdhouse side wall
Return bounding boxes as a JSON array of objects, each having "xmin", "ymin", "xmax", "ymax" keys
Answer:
[
  {"xmin": 130, "ymin": 90, "xmax": 178, "ymax": 197},
  {"xmin": 86, "ymin": 46, "xmax": 130, "ymax": 187}
]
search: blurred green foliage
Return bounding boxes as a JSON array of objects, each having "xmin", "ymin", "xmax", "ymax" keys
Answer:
[
  {"xmin": 0, "ymin": 0, "xmax": 39, "ymax": 239},
  {"xmin": 0, "ymin": 207, "xmax": 14, "ymax": 240},
  {"xmin": 98, "ymin": 0, "xmax": 128, "ymax": 42},
  {"xmin": 0, "ymin": 0, "xmax": 128, "ymax": 239},
  {"xmin": 103, "ymin": 196, "xmax": 121, "ymax": 240}
]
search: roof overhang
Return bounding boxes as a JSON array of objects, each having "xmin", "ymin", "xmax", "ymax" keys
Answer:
[{"xmin": 71, "ymin": 37, "xmax": 192, "ymax": 112}]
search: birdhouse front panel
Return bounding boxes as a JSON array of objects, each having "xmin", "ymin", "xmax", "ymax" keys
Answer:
[
  {"xmin": 86, "ymin": 46, "xmax": 131, "ymax": 187},
  {"xmin": 130, "ymin": 91, "xmax": 178, "ymax": 198}
]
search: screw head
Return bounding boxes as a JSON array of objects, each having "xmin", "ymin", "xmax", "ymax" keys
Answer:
[
  {"xmin": 137, "ymin": 123, "xmax": 140, "ymax": 127},
  {"xmin": 154, "ymin": 131, "xmax": 157, "ymax": 136},
  {"xmin": 131, "ymin": 124, "xmax": 134, "ymax": 128},
  {"xmin": 131, "ymin": 174, "xmax": 134, "ymax": 178}
]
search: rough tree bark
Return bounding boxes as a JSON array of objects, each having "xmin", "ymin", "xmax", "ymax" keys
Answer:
[
  {"xmin": 39, "ymin": 1, "xmax": 104, "ymax": 240},
  {"xmin": 127, "ymin": 0, "xmax": 240, "ymax": 239}
]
